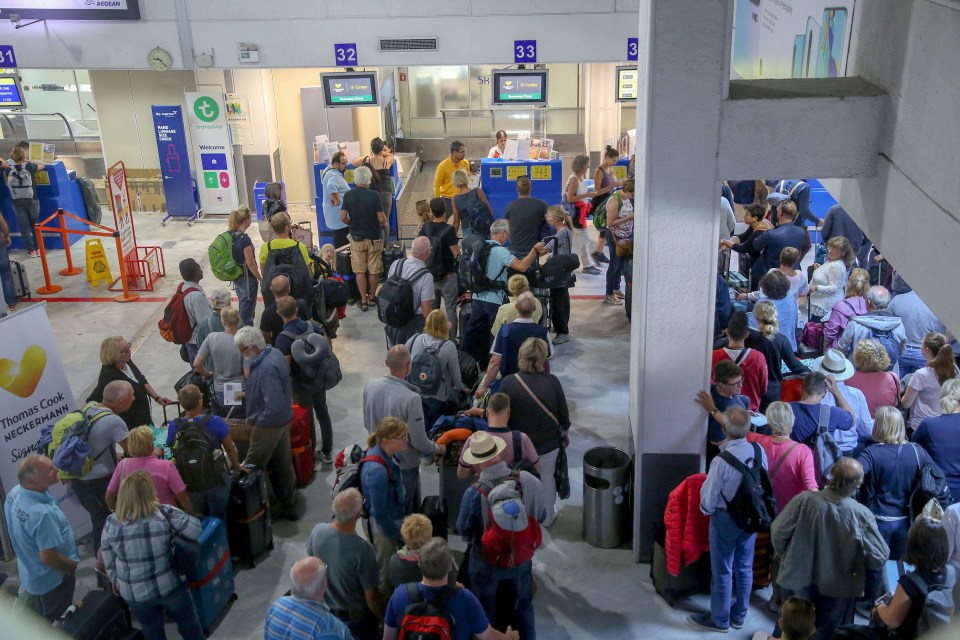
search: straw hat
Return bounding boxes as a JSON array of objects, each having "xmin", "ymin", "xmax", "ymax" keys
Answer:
[{"xmin": 461, "ymin": 432, "xmax": 507, "ymax": 465}]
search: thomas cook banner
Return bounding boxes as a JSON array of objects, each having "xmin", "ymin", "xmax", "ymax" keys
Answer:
[{"xmin": 0, "ymin": 303, "xmax": 91, "ymax": 559}]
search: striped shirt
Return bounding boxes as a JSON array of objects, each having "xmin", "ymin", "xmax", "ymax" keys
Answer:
[
  {"xmin": 264, "ymin": 596, "xmax": 353, "ymax": 640},
  {"xmin": 100, "ymin": 506, "xmax": 201, "ymax": 603}
]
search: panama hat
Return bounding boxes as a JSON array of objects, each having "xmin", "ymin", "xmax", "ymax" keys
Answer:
[
  {"xmin": 462, "ymin": 431, "xmax": 507, "ymax": 465},
  {"xmin": 814, "ymin": 348, "xmax": 855, "ymax": 381}
]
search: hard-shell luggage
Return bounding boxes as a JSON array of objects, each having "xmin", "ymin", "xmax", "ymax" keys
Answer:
[
  {"xmin": 650, "ymin": 523, "xmax": 710, "ymax": 607},
  {"xmin": 186, "ymin": 517, "xmax": 237, "ymax": 634},
  {"xmin": 383, "ymin": 241, "xmax": 406, "ymax": 274},
  {"xmin": 290, "ymin": 404, "xmax": 315, "ymax": 487},
  {"xmin": 11, "ymin": 259, "xmax": 29, "ymax": 298},
  {"xmin": 457, "ymin": 300, "xmax": 471, "ymax": 345},
  {"xmin": 439, "ymin": 463, "xmax": 472, "ymax": 533},
  {"xmin": 57, "ymin": 589, "xmax": 134, "ymax": 640},
  {"xmin": 227, "ymin": 468, "xmax": 274, "ymax": 567},
  {"xmin": 419, "ymin": 495, "xmax": 448, "ymax": 540},
  {"xmin": 334, "ymin": 245, "xmax": 354, "ymax": 276}
]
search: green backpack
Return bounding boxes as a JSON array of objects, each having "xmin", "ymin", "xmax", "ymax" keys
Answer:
[
  {"xmin": 39, "ymin": 402, "xmax": 114, "ymax": 480},
  {"xmin": 592, "ymin": 192, "xmax": 623, "ymax": 230},
  {"xmin": 208, "ymin": 231, "xmax": 244, "ymax": 281}
]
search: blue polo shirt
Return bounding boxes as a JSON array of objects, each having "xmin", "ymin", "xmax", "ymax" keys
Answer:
[
  {"xmin": 385, "ymin": 583, "xmax": 489, "ymax": 640},
  {"xmin": 788, "ymin": 402, "xmax": 854, "ymax": 444},
  {"xmin": 472, "ymin": 241, "xmax": 516, "ymax": 306},
  {"xmin": 4, "ymin": 485, "xmax": 79, "ymax": 595}
]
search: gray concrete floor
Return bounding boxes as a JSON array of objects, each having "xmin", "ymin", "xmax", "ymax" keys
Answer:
[{"xmin": 0, "ymin": 207, "xmax": 784, "ymax": 638}]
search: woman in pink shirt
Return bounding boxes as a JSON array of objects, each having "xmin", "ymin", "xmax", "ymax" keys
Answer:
[
  {"xmin": 748, "ymin": 401, "xmax": 819, "ymax": 510},
  {"xmin": 847, "ymin": 339, "xmax": 900, "ymax": 417},
  {"xmin": 105, "ymin": 426, "xmax": 194, "ymax": 514}
]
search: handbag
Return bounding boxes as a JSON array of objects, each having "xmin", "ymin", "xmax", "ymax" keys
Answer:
[
  {"xmin": 513, "ymin": 373, "xmax": 570, "ymax": 500},
  {"xmin": 160, "ymin": 506, "xmax": 200, "ymax": 578},
  {"xmin": 909, "ymin": 444, "xmax": 951, "ymax": 520},
  {"xmin": 615, "ymin": 238, "xmax": 634, "ymax": 258}
]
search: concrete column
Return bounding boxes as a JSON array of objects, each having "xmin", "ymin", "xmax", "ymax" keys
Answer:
[{"xmin": 630, "ymin": 0, "xmax": 731, "ymax": 562}]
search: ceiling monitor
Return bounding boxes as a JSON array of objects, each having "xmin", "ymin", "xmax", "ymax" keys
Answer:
[
  {"xmin": 491, "ymin": 69, "xmax": 548, "ymax": 106},
  {"xmin": 616, "ymin": 66, "xmax": 638, "ymax": 102},
  {"xmin": 320, "ymin": 71, "xmax": 380, "ymax": 108},
  {"xmin": 0, "ymin": 74, "xmax": 25, "ymax": 109},
  {"xmin": 0, "ymin": 1, "xmax": 140, "ymax": 20}
]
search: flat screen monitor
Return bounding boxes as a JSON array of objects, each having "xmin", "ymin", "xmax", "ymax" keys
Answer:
[
  {"xmin": 491, "ymin": 69, "xmax": 548, "ymax": 106},
  {"xmin": 0, "ymin": 74, "xmax": 25, "ymax": 109},
  {"xmin": 616, "ymin": 66, "xmax": 638, "ymax": 102},
  {"xmin": 320, "ymin": 71, "xmax": 379, "ymax": 108}
]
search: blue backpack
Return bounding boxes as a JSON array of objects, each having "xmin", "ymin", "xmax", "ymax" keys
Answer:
[
  {"xmin": 428, "ymin": 413, "xmax": 489, "ymax": 440},
  {"xmin": 870, "ymin": 327, "xmax": 900, "ymax": 369}
]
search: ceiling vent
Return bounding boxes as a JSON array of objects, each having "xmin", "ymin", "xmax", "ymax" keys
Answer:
[{"xmin": 379, "ymin": 37, "xmax": 438, "ymax": 52}]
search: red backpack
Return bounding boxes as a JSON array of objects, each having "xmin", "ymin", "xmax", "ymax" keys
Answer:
[
  {"xmin": 158, "ymin": 283, "xmax": 199, "ymax": 344},
  {"xmin": 477, "ymin": 474, "xmax": 542, "ymax": 568},
  {"xmin": 398, "ymin": 583, "xmax": 455, "ymax": 640}
]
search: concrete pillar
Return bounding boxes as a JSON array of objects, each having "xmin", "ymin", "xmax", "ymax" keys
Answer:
[{"xmin": 630, "ymin": 0, "xmax": 731, "ymax": 562}]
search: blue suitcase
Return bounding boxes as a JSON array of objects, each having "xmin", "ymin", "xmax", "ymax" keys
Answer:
[{"xmin": 187, "ymin": 517, "xmax": 237, "ymax": 634}]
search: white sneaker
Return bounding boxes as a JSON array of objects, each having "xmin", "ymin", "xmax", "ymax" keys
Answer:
[{"xmin": 603, "ymin": 294, "xmax": 624, "ymax": 305}]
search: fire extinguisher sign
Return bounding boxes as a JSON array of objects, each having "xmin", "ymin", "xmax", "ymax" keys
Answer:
[{"xmin": 151, "ymin": 105, "xmax": 196, "ymax": 219}]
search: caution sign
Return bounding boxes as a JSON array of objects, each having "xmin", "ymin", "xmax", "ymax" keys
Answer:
[
  {"xmin": 507, "ymin": 165, "xmax": 528, "ymax": 181},
  {"xmin": 530, "ymin": 165, "xmax": 552, "ymax": 180},
  {"xmin": 612, "ymin": 166, "xmax": 627, "ymax": 180},
  {"xmin": 85, "ymin": 238, "xmax": 113, "ymax": 287}
]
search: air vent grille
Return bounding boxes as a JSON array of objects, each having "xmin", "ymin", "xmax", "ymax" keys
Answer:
[{"xmin": 379, "ymin": 37, "xmax": 438, "ymax": 52}]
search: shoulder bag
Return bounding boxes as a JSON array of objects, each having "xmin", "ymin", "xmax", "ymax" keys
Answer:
[
  {"xmin": 514, "ymin": 373, "xmax": 570, "ymax": 500},
  {"xmin": 160, "ymin": 506, "xmax": 200, "ymax": 578}
]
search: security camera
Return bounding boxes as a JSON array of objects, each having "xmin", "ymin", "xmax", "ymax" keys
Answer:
[{"xmin": 9, "ymin": 14, "xmax": 20, "ymax": 25}]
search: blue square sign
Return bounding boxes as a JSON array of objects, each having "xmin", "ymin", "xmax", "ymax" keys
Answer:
[
  {"xmin": 0, "ymin": 45, "xmax": 16, "ymax": 68},
  {"xmin": 334, "ymin": 43, "xmax": 358, "ymax": 66},
  {"xmin": 201, "ymin": 153, "xmax": 227, "ymax": 170},
  {"xmin": 514, "ymin": 40, "xmax": 536, "ymax": 64},
  {"xmin": 627, "ymin": 38, "xmax": 638, "ymax": 61}
]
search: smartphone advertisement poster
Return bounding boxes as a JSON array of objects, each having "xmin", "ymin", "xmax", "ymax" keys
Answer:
[
  {"xmin": 152, "ymin": 105, "xmax": 196, "ymax": 219},
  {"xmin": 732, "ymin": 0, "xmax": 856, "ymax": 80}
]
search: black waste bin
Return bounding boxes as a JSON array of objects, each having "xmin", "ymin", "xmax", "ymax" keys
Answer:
[{"xmin": 582, "ymin": 446, "xmax": 632, "ymax": 548}]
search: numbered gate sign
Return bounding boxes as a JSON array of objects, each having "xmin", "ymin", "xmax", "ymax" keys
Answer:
[
  {"xmin": 0, "ymin": 45, "xmax": 16, "ymax": 67},
  {"xmin": 334, "ymin": 43, "xmax": 358, "ymax": 66},
  {"xmin": 627, "ymin": 38, "xmax": 639, "ymax": 61},
  {"xmin": 514, "ymin": 40, "xmax": 536, "ymax": 64}
]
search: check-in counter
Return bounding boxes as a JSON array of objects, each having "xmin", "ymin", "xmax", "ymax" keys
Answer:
[{"xmin": 479, "ymin": 158, "xmax": 563, "ymax": 218}]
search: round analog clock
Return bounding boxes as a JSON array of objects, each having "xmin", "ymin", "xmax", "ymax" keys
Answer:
[{"xmin": 147, "ymin": 47, "xmax": 172, "ymax": 72}]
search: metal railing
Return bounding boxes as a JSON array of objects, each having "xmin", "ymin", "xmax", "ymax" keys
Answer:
[{"xmin": 0, "ymin": 111, "xmax": 85, "ymax": 155}]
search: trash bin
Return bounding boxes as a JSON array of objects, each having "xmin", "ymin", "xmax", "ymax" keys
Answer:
[{"xmin": 582, "ymin": 446, "xmax": 632, "ymax": 548}]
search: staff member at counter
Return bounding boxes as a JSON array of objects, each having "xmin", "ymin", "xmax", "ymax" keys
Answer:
[
  {"xmin": 321, "ymin": 152, "xmax": 351, "ymax": 249},
  {"xmin": 433, "ymin": 140, "xmax": 470, "ymax": 220},
  {"xmin": 488, "ymin": 130, "xmax": 508, "ymax": 158}
]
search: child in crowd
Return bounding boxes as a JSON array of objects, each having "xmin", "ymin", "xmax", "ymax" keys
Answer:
[{"xmin": 752, "ymin": 596, "xmax": 817, "ymax": 640}]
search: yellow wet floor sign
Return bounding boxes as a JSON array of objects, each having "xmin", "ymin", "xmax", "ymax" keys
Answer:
[{"xmin": 85, "ymin": 238, "xmax": 113, "ymax": 287}]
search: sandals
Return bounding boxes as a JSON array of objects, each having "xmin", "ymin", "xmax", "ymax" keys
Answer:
[{"xmin": 359, "ymin": 302, "xmax": 369, "ymax": 312}]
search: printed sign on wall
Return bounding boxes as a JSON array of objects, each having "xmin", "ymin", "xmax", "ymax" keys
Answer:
[
  {"xmin": 225, "ymin": 94, "xmax": 254, "ymax": 146},
  {"xmin": 107, "ymin": 162, "xmax": 136, "ymax": 260},
  {"xmin": 152, "ymin": 105, "xmax": 196, "ymax": 219},
  {"xmin": 185, "ymin": 91, "xmax": 239, "ymax": 215}
]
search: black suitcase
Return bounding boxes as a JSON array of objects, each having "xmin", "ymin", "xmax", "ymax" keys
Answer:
[
  {"xmin": 57, "ymin": 589, "xmax": 134, "ymax": 640},
  {"xmin": 227, "ymin": 468, "xmax": 274, "ymax": 567},
  {"xmin": 77, "ymin": 175, "xmax": 103, "ymax": 224},
  {"xmin": 649, "ymin": 523, "xmax": 710, "ymax": 607},
  {"xmin": 419, "ymin": 495, "xmax": 448, "ymax": 540},
  {"xmin": 457, "ymin": 300, "xmax": 471, "ymax": 345},
  {"xmin": 334, "ymin": 245, "xmax": 353, "ymax": 276},
  {"xmin": 383, "ymin": 241, "xmax": 406, "ymax": 273}
]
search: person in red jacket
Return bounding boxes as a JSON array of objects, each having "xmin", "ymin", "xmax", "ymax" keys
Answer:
[{"xmin": 713, "ymin": 311, "xmax": 768, "ymax": 411}]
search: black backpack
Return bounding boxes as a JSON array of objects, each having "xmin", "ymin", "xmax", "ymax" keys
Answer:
[
  {"xmin": 398, "ymin": 583, "xmax": 456, "ymax": 640},
  {"xmin": 421, "ymin": 223, "xmax": 457, "ymax": 278},
  {"xmin": 458, "ymin": 234, "xmax": 508, "ymax": 295},
  {"xmin": 171, "ymin": 416, "xmax": 227, "ymax": 491},
  {"xmin": 901, "ymin": 571, "xmax": 954, "ymax": 635},
  {"xmin": 510, "ymin": 431, "xmax": 540, "ymax": 479},
  {"xmin": 460, "ymin": 190, "xmax": 493, "ymax": 238},
  {"xmin": 718, "ymin": 442, "xmax": 777, "ymax": 533},
  {"xmin": 261, "ymin": 240, "xmax": 314, "ymax": 308},
  {"xmin": 377, "ymin": 259, "xmax": 430, "ymax": 328},
  {"xmin": 407, "ymin": 336, "xmax": 448, "ymax": 396}
]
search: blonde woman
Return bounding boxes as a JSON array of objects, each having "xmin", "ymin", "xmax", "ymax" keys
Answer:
[
  {"xmin": 88, "ymin": 336, "xmax": 172, "ymax": 430},
  {"xmin": 105, "ymin": 426, "xmax": 193, "ymax": 515},
  {"xmin": 406, "ymin": 309, "xmax": 465, "ymax": 427},
  {"xmin": 753, "ymin": 300, "xmax": 810, "ymax": 410},
  {"xmin": 562, "ymin": 154, "xmax": 600, "ymax": 274},
  {"xmin": 451, "ymin": 168, "xmax": 491, "ymax": 237},
  {"xmin": 490, "ymin": 274, "xmax": 543, "ymax": 337},
  {"xmin": 8, "ymin": 145, "xmax": 45, "ymax": 256},
  {"xmin": 823, "ymin": 267, "xmax": 870, "ymax": 349},
  {"xmin": 100, "ymin": 470, "xmax": 204, "ymax": 640},
  {"xmin": 847, "ymin": 339, "xmax": 901, "ymax": 417},
  {"xmin": 227, "ymin": 206, "xmax": 262, "ymax": 326},
  {"xmin": 388, "ymin": 514, "xmax": 435, "ymax": 587}
]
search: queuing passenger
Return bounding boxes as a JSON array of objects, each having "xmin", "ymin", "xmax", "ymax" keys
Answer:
[
  {"xmin": 788, "ymin": 372, "xmax": 856, "ymax": 477},
  {"xmin": 362, "ymin": 417, "xmax": 408, "ymax": 597},
  {"xmin": 192, "ymin": 288, "xmax": 231, "ymax": 348},
  {"xmin": 750, "ymin": 300, "xmax": 810, "ymax": 410},
  {"xmin": 363, "ymin": 345, "xmax": 443, "ymax": 512},
  {"xmin": 226, "ymin": 206, "xmax": 262, "ymax": 327},
  {"xmin": 388, "ymin": 514, "xmax": 458, "ymax": 587},
  {"xmin": 488, "ymin": 130, "xmax": 508, "ymax": 158},
  {"xmin": 847, "ymin": 339, "xmax": 901, "ymax": 418},
  {"xmin": 4, "ymin": 145, "xmax": 45, "ymax": 257},
  {"xmin": 321, "ymin": 151, "xmax": 352, "ymax": 249},
  {"xmin": 306, "ymin": 488, "xmax": 382, "ymax": 640},
  {"xmin": 234, "ymin": 326, "xmax": 299, "ymax": 521},
  {"xmin": 746, "ymin": 402, "xmax": 817, "ymax": 514},
  {"xmin": 696, "ymin": 360, "xmax": 751, "ymax": 463},
  {"xmin": 89, "ymin": 336, "xmax": 173, "ymax": 429},
  {"xmin": 771, "ymin": 458, "xmax": 889, "ymax": 640},
  {"xmin": 340, "ymin": 165, "xmax": 386, "ymax": 312},
  {"xmin": 603, "ymin": 179, "xmax": 635, "ymax": 306},
  {"xmin": 194, "ymin": 306, "xmax": 245, "ymax": 417},
  {"xmin": 591, "ymin": 145, "xmax": 622, "ymax": 265},
  {"xmin": 945, "ymin": 500, "xmax": 960, "ymax": 568},
  {"xmin": 688, "ymin": 406, "xmax": 768, "ymax": 633},
  {"xmin": 353, "ymin": 137, "xmax": 395, "ymax": 222},
  {"xmin": 545, "ymin": 206, "xmax": 574, "ymax": 343},
  {"xmin": 477, "ymin": 294, "xmax": 552, "ymax": 398},
  {"xmin": 100, "ymin": 471, "xmax": 205, "ymax": 640},
  {"xmin": 886, "ymin": 275, "xmax": 954, "ymax": 377},
  {"xmin": 753, "ymin": 596, "xmax": 817, "ymax": 640},
  {"xmin": 259, "ymin": 212, "xmax": 312, "ymax": 309},
  {"xmin": 821, "ymin": 205, "xmax": 871, "ymax": 269},
  {"xmin": 901, "ymin": 332, "xmax": 958, "ymax": 431},
  {"xmin": 720, "ymin": 203, "xmax": 773, "ymax": 288},
  {"xmin": 561, "ymin": 154, "xmax": 600, "ymax": 274},
  {"xmin": 752, "ymin": 200, "xmax": 806, "ymax": 278},
  {"xmin": 3, "ymin": 455, "xmax": 79, "ymax": 621},
  {"xmin": 745, "ymin": 270, "xmax": 799, "ymax": 353},
  {"xmin": 406, "ymin": 309, "xmax": 465, "ymax": 431},
  {"xmin": 458, "ymin": 393, "xmax": 540, "ymax": 480},
  {"xmin": 264, "ymin": 557, "xmax": 353, "ymax": 640},
  {"xmin": 776, "ymin": 247, "xmax": 809, "ymax": 302},
  {"xmin": 500, "ymin": 337, "xmax": 569, "ymax": 527},
  {"xmin": 838, "ymin": 286, "xmax": 907, "ymax": 376},
  {"xmin": 0, "ymin": 213, "xmax": 18, "ymax": 311},
  {"xmin": 105, "ymin": 426, "xmax": 193, "ymax": 515},
  {"xmin": 490, "ymin": 274, "xmax": 543, "ymax": 337},
  {"xmin": 505, "ymin": 175, "xmax": 548, "ymax": 258},
  {"xmin": 419, "ymin": 197, "xmax": 460, "ymax": 337},
  {"xmin": 260, "ymin": 274, "xmax": 310, "ymax": 346},
  {"xmin": 815, "ymin": 350, "xmax": 874, "ymax": 453},
  {"xmin": 177, "ymin": 258, "xmax": 213, "ymax": 363},
  {"xmin": 451, "ymin": 168, "xmax": 492, "ymax": 237},
  {"xmin": 434, "ymin": 140, "xmax": 470, "ymax": 219},
  {"xmin": 384, "ymin": 235, "xmax": 434, "ymax": 347},
  {"xmin": 913, "ymin": 379, "xmax": 960, "ymax": 499},
  {"xmin": 823, "ymin": 268, "xmax": 870, "ymax": 350},
  {"xmin": 713, "ymin": 311, "xmax": 768, "ymax": 412},
  {"xmin": 261, "ymin": 181, "xmax": 287, "ymax": 224}
]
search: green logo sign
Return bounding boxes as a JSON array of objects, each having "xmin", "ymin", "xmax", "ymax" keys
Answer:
[{"xmin": 193, "ymin": 96, "xmax": 219, "ymax": 123}]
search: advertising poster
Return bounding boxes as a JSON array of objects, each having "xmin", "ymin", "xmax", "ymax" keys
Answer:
[
  {"xmin": 108, "ymin": 163, "xmax": 136, "ymax": 260},
  {"xmin": 152, "ymin": 105, "xmax": 196, "ymax": 219},
  {"xmin": 225, "ymin": 93, "xmax": 254, "ymax": 146},
  {"xmin": 185, "ymin": 91, "xmax": 239, "ymax": 215},
  {"xmin": 29, "ymin": 142, "xmax": 55, "ymax": 164},
  {"xmin": 732, "ymin": 0, "xmax": 856, "ymax": 80},
  {"xmin": 0, "ymin": 303, "xmax": 92, "ymax": 557}
]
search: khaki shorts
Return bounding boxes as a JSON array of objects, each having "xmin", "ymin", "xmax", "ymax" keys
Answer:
[{"xmin": 350, "ymin": 237, "xmax": 384, "ymax": 274}]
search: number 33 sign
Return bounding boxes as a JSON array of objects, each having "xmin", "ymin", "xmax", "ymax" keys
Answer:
[{"xmin": 514, "ymin": 40, "xmax": 536, "ymax": 64}]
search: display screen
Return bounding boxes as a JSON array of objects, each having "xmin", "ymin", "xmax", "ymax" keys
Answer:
[
  {"xmin": 320, "ymin": 72, "xmax": 379, "ymax": 107},
  {"xmin": 0, "ymin": 1, "xmax": 140, "ymax": 20},
  {"xmin": 616, "ymin": 66, "xmax": 638, "ymax": 102},
  {"xmin": 492, "ymin": 70, "xmax": 548, "ymax": 105},
  {"xmin": 0, "ymin": 75, "xmax": 25, "ymax": 109}
]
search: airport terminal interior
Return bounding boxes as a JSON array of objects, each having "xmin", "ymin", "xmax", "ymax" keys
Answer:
[{"xmin": 0, "ymin": 1, "xmax": 959, "ymax": 639}]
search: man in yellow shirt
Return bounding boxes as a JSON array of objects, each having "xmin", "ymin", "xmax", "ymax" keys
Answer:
[
  {"xmin": 259, "ymin": 212, "xmax": 312, "ymax": 308},
  {"xmin": 433, "ymin": 140, "xmax": 469, "ymax": 219}
]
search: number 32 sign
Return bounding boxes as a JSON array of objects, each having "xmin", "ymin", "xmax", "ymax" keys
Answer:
[
  {"xmin": 334, "ymin": 43, "xmax": 357, "ymax": 66},
  {"xmin": 514, "ymin": 40, "xmax": 536, "ymax": 64}
]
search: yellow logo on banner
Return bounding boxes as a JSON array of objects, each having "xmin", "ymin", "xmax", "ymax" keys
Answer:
[
  {"xmin": 612, "ymin": 166, "xmax": 627, "ymax": 180},
  {"xmin": 530, "ymin": 165, "xmax": 552, "ymax": 180},
  {"xmin": 85, "ymin": 238, "xmax": 113, "ymax": 287},
  {"xmin": 34, "ymin": 170, "xmax": 50, "ymax": 186},
  {"xmin": 506, "ymin": 165, "xmax": 528, "ymax": 181},
  {"xmin": 0, "ymin": 345, "xmax": 47, "ymax": 398}
]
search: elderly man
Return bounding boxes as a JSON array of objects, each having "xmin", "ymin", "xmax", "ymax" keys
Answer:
[
  {"xmin": 307, "ymin": 488, "xmax": 382, "ymax": 640},
  {"xmin": 193, "ymin": 288, "xmax": 232, "ymax": 348},
  {"xmin": 363, "ymin": 345, "xmax": 444, "ymax": 512},
  {"xmin": 265, "ymin": 556, "xmax": 352, "ymax": 640},
  {"xmin": 886, "ymin": 275, "xmax": 954, "ymax": 376},
  {"xmin": 4, "ymin": 455, "xmax": 79, "ymax": 621},
  {"xmin": 260, "ymin": 274, "xmax": 310, "ymax": 346},
  {"xmin": 751, "ymin": 201, "xmax": 806, "ymax": 277},
  {"xmin": 178, "ymin": 258, "xmax": 213, "ymax": 363},
  {"xmin": 476, "ymin": 293, "xmax": 552, "ymax": 399},
  {"xmin": 341, "ymin": 164, "xmax": 387, "ymax": 311},
  {"xmin": 382, "ymin": 235, "xmax": 435, "ymax": 347},
  {"xmin": 234, "ymin": 326, "xmax": 299, "ymax": 521},
  {"xmin": 815, "ymin": 349, "xmax": 873, "ymax": 454},
  {"xmin": 772, "ymin": 458, "xmax": 888, "ymax": 639},
  {"xmin": 838, "ymin": 286, "xmax": 907, "ymax": 376}
]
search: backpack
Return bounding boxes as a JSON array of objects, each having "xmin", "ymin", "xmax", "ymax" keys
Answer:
[
  {"xmin": 458, "ymin": 234, "xmax": 508, "ymax": 295},
  {"xmin": 717, "ymin": 442, "xmax": 777, "ymax": 533},
  {"xmin": 592, "ymin": 192, "xmax": 622, "ymax": 230},
  {"xmin": 7, "ymin": 164, "xmax": 34, "ymax": 200},
  {"xmin": 477, "ymin": 474, "xmax": 542, "ymax": 568},
  {"xmin": 901, "ymin": 571, "xmax": 954, "ymax": 635},
  {"xmin": 459, "ymin": 190, "xmax": 494, "ymax": 238},
  {"xmin": 510, "ymin": 431, "xmax": 540, "ymax": 479},
  {"xmin": 208, "ymin": 231, "xmax": 244, "ymax": 281},
  {"xmin": 261, "ymin": 240, "xmax": 315, "ymax": 305},
  {"xmin": 908, "ymin": 444, "xmax": 952, "ymax": 521},
  {"xmin": 158, "ymin": 283, "xmax": 200, "ymax": 344},
  {"xmin": 170, "ymin": 416, "xmax": 227, "ymax": 491},
  {"xmin": 331, "ymin": 453, "xmax": 391, "ymax": 501},
  {"xmin": 37, "ymin": 402, "xmax": 114, "ymax": 480},
  {"xmin": 377, "ymin": 259, "xmax": 430, "ymax": 328},
  {"xmin": 321, "ymin": 278, "xmax": 349, "ymax": 308},
  {"xmin": 421, "ymin": 223, "xmax": 457, "ymax": 278},
  {"xmin": 869, "ymin": 327, "xmax": 900, "ymax": 369},
  {"xmin": 280, "ymin": 323, "xmax": 342, "ymax": 391},
  {"xmin": 407, "ymin": 336, "xmax": 448, "ymax": 396},
  {"xmin": 812, "ymin": 404, "xmax": 842, "ymax": 482},
  {"xmin": 398, "ymin": 583, "xmax": 456, "ymax": 640}
]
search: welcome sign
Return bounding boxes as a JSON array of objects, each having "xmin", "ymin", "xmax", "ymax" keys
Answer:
[{"xmin": 185, "ymin": 91, "xmax": 239, "ymax": 215}]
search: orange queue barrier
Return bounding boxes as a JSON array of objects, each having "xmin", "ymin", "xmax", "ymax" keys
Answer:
[{"xmin": 34, "ymin": 208, "xmax": 139, "ymax": 302}]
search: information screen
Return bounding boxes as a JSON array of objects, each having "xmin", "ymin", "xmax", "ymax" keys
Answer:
[
  {"xmin": 0, "ymin": 75, "xmax": 25, "ymax": 109},
  {"xmin": 492, "ymin": 70, "xmax": 548, "ymax": 106},
  {"xmin": 616, "ymin": 66, "xmax": 638, "ymax": 102},
  {"xmin": 320, "ymin": 72, "xmax": 379, "ymax": 108},
  {"xmin": 0, "ymin": 1, "xmax": 140, "ymax": 20}
]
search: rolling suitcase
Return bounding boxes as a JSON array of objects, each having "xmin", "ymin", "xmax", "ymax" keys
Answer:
[
  {"xmin": 290, "ymin": 404, "xmax": 315, "ymax": 487},
  {"xmin": 439, "ymin": 462, "xmax": 472, "ymax": 532},
  {"xmin": 382, "ymin": 241, "xmax": 406, "ymax": 274},
  {"xmin": 419, "ymin": 495, "xmax": 448, "ymax": 540},
  {"xmin": 186, "ymin": 517, "xmax": 237, "ymax": 634},
  {"xmin": 227, "ymin": 467, "xmax": 274, "ymax": 567},
  {"xmin": 650, "ymin": 523, "xmax": 710, "ymax": 607},
  {"xmin": 456, "ymin": 299, "xmax": 471, "ymax": 345},
  {"xmin": 11, "ymin": 260, "xmax": 29, "ymax": 298},
  {"xmin": 334, "ymin": 245, "xmax": 361, "ymax": 303},
  {"xmin": 57, "ymin": 589, "xmax": 134, "ymax": 640}
]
